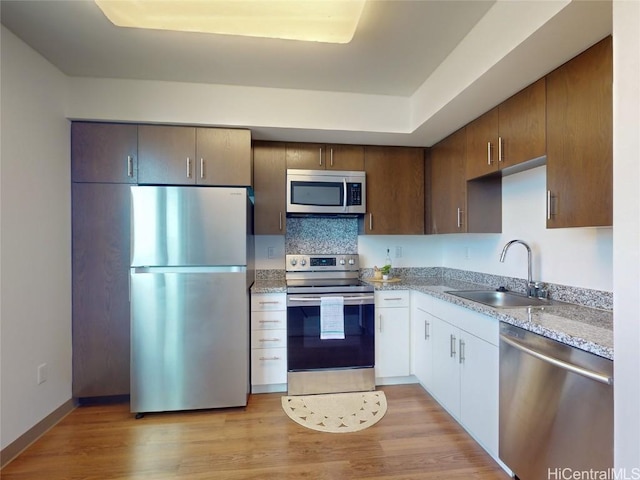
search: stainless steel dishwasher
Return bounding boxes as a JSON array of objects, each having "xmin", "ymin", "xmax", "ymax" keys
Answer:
[{"xmin": 499, "ymin": 323, "xmax": 613, "ymax": 480}]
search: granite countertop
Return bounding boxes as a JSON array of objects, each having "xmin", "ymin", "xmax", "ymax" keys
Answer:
[
  {"xmin": 251, "ymin": 279, "xmax": 287, "ymax": 294},
  {"xmin": 364, "ymin": 276, "xmax": 613, "ymax": 360},
  {"xmin": 250, "ymin": 273, "xmax": 613, "ymax": 360}
]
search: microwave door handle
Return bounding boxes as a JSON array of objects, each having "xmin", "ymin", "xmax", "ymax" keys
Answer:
[{"xmin": 343, "ymin": 178, "xmax": 348, "ymax": 212}]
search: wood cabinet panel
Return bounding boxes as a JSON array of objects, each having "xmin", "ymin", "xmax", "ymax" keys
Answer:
[
  {"xmin": 253, "ymin": 141, "xmax": 286, "ymax": 235},
  {"xmin": 285, "ymin": 142, "xmax": 364, "ymax": 170},
  {"xmin": 465, "ymin": 108, "xmax": 499, "ymax": 179},
  {"xmin": 429, "ymin": 128, "xmax": 467, "ymax": 234},
  {"xmin": 285, "ymin": 143, "xmax": 325, "ymax": 169},
  {"xmin": 196, "ymin": 128, "xmax": 251, "ymax": 186},
  {"xmin": 546, "ymin": 36, "xmax": 612, "ymax": 228},
  {"xmin": 465, "ymin": 79, "xmax": 546, "ymax": 180},
  {"xmin": 72, "ymin": 183, "xmax": 131, "ymax": 398},
  {"xmin": 499, "ymin": 78, "xmax": 546, "ymax": 169},
  {"xmin": 138, "ymin": 125, "xmax": 196, "ymax": 184},
  {"xmin": 363, "ymin": 146, "xmax": 424, "ymax": 235},
  {"xmin": 326, "ymin": 144, "xmax": 364, "ymax": 170},
  {"xmin": 71, "ymin": 122, "xmax": 137, "ymax": 183}
]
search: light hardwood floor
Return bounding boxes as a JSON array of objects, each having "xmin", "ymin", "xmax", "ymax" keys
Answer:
[{"xmin": 1, "ymin": 384, "xmax": 510, "ymax": 479}]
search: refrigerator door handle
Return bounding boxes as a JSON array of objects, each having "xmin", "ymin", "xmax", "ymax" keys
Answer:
[{"xmin": 132, "ymin": 266, "xmax": 247, "ymax": 274}]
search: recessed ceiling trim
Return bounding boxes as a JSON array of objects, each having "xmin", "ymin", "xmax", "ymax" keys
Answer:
[{"xmin": 94, "ymin": 0, "xmax": 366, "ymax": 44}]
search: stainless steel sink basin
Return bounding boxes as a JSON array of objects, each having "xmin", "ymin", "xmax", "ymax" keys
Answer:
[{"xmin": 446, "ymin": 290, "xmax": 562, "ymax": 309}]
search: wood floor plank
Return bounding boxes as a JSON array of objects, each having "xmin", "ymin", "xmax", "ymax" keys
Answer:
[{"xmin": 1, "ymin": 384, "xmax": 510, "ymax": 480}]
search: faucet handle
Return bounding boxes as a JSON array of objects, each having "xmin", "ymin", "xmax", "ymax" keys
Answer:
[{"xmin": 529, "ymin": 281, "xmax": 548, "ymax": 299}]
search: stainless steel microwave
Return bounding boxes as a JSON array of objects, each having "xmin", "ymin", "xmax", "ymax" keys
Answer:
[{"xmin": 286, "ymin": 169, "xmax": 366, "ymax": 215}]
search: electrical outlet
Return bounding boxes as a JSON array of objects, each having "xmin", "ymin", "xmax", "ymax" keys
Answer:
[
  {"xmin": 267, "ymin": 247, "xmax": 275, "ymax": 259},
  {"xmin": 464, "ymin": 247, "xmax": 471, "ymax": 260},
  {"xmin": 37, "ymin": 363, "xmax": 48, "ymax": 385},
  {"xmin": 395, "ymin": 246, "xmax": 403, "ymax": 258}
]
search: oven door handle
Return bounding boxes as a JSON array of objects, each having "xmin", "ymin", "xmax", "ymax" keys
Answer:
[{"xmin": 289, "ymin": 295, "xmax": 375, "ymax": 301}]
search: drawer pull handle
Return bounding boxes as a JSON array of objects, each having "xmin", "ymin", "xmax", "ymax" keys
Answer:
[
  {"xmin": 383, "ymin": 297, "xmax": 403, "ymax": 301},
  {"xmin": 450, "ymin": 334, "xmax": 457, "ymax": 357},
  {"xmin": 258, "ymin": 320, "xmax": 280, "ymax": 323},
  {"xmin": 259, "ymin": 338, "xmax": 281, "ymax": 343},
  {"xmin": 259, "ymin": 356, "xmax": 281, "ymax": 361},
  {"xmin": 259, "ymin": 301, "xmax": 280, "ymax": 305}
]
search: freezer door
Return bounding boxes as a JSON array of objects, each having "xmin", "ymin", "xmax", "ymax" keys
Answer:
[
  {"xmin": 130, "ymin": 269, "xmax": 249, "ymax": 412},
  {"xmin": 131, "ymin": 186, "xmax": 248, "ymax": 267}
]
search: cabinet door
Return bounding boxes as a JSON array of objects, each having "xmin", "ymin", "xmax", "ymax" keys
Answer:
[
  {"xmin": 72, "ymin": 183, "xmax": 131, "ymax": 398},
  {"xmin": 546, "ymin": 36, "xmax": 612, "ymax": 228},
  {"xmin": 285, "ymin": 143, "xmax": 326, "ymax": 169},
  {"xmin": 375, "ymin": 306, "xmax": 410, "ymax": 379},
  {"xmin": 196, "ymin": 128, "xmax": 251, "ymax": 186},
  {"xmin": 465, "ymin": 108, "xmax": 499, "ymax": 179},
  {"xmin": 499, "ymin": 78, "xmax": 546, "ymax": 169},
  {"xmin": 325, "ymin": 144, "xmax": 364, "ymax": 171},
  {"xmin": 429, "ymin": 315, "xmax": 461, "ymax": 418},
  {"xmin": 138, "ymin": 125, "xmax": 196, "ymax": 184},
  {"xmin": 71, "ymin": 122, "xmax": 137, "ymax": 183},
  {"xmin": 411, "ymin": 305, "xmax": 434, "ymax": 389},
  {"xmin": 429, "ymin": 128, "xmax": 467, "ymax": 234},
  {"xmin": 364, "ymin": 146, "xmax": 425, "ymax": 234},
  {"xmin": 253, "ymin": 142, "xmax": 286, "ymax": 235},
  {"xmin": 459, "ymin": 332, "xmax": 499, "ymax": 457}
]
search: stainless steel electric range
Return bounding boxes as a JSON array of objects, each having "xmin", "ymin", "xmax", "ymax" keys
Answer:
[{"xmin": 285, "ymin": 254, "xmax": 376, "ymax": 395}]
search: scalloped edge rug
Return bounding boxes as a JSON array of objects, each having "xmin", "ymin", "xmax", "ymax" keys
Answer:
[{"xmin": 281, "ymin": 391, "xmax": 387, "ymax": 433}]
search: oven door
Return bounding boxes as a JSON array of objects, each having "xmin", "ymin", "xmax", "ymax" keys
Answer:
[{"xmin": 287, "ymin": 293, "xmax": 375, "ymax": 371}]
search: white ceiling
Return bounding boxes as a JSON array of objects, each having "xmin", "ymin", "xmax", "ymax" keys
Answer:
[{"xmin": 1, "ymin": 0, "xmax": 612, "ymax": 146}]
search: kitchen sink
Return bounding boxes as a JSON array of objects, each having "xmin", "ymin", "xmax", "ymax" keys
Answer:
[{"xmin": 446, "ymin": 290, "xmax": 564, "ymax": 309}]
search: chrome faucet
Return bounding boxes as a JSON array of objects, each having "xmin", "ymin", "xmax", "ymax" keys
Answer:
[{"xmin": 500, "ymin": 240, "xmax": 545, "ymax": 298}]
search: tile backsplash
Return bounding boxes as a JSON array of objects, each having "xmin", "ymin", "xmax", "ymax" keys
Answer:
[{"xmin": 285, "ymin": 217, "xmax": 359, "ymax": 254}]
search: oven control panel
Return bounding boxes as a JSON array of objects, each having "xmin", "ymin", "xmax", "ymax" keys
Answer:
[{"xmin": 286, "ymin": 254, "xmax": 359, "ymax": 272}]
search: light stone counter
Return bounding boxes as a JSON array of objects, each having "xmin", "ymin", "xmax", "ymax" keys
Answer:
[{"xmin": 364, "ymin": 276, "xmax": 613, "ymax": 360}]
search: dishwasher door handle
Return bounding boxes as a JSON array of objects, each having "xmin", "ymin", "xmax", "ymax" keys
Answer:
[{"xmin": 500, "ymin": 334, "xmax": 613, "ymax": 385}]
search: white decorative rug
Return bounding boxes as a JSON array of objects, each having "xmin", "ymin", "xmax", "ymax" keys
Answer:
[{"xmin": 281, "ymin": 391, "xmax": 387, "ymax": 433}]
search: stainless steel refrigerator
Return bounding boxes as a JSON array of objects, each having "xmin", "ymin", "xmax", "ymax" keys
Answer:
[{"xmin": 129, "ymin": 186, "xmax": 254, "ymax": 415}]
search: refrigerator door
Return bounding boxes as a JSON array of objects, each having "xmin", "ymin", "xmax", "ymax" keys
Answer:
[
  {"xmin": 130, "ymin": 268, "xmax": 249, "ymax": 412},
  {"xmin": 131, "ymin": 186, "xmax": 248, "ymax": 267}
]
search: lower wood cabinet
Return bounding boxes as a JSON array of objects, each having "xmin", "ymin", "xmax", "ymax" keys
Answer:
[
  {"xmin": 411, "ymin": 293, "xmax": 499, "ymax": 460},
  {"xmin": 72, "ymin": 182, "xmax": 131, "ymax": 398},
  {"xmin": 250, "ymin": 293, "xmax": 287, "ymax": 393},
  {"xmin": 374, "ymin": 291, "xmax": 411, "ymax": 381}
]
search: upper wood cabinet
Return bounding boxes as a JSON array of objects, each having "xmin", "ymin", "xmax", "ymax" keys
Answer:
[
  {"xmin": 138, "ymin": 125, "xmax": 251, "ymax": 186},
  {"xmin": 363, "ymin": 146, "xmax": 424, "ymax": 235},
  {"xmin": 466, "ymin": 78, "xmax": 546, "ymax": 180},
  {"xmin": 286, "ymin": 142, "xmax": 364, "ymax": 171},
  {"xmin": 546, "ymin": 36, "xmax": 612, "ymax": 228},
  {"xmin": 253, "ymin": 141, "xmax": 287, "ymax": 235},
  {"xmin": 71, "ymin": 122, "xmax": 138, "ymax": 183},
  {"xmin": 429, "ymin": 128, "xmax": 467, "ymax": 234},
  {"xmin": 197, "ymin": 128, "xmax": 252, "ymax": 186}
]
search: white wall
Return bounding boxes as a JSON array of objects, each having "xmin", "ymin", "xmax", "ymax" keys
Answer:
[
  {"xmin": 0, "ymin": 26, "xmax": 72, "ymax": 449},
  {"xmin": 441, "ymin": 166, "xmax": 613, "ymax": 291},
  {"xmin": 612, "ymin": 0, "xmax": 640, "ymax": 469}
]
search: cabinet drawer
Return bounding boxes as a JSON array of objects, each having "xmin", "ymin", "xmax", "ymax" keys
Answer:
[
  {"xmin": 375, "ymin": 290, "xmax": 410, "ymax": 308},
  {"xmin": 251, "ymin": 293, "xmax": 286, "ymax": 311},
  {"xmin": 251, "ymin": 347, "xmax": 287, "ymax": 385},
  {"xmin": 251, "ymin": 310, "xmax": 286, "ymax": 330},
  {"xmin": 251, "ymin": 329, "xmax": 287, "ymax": 349}
]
